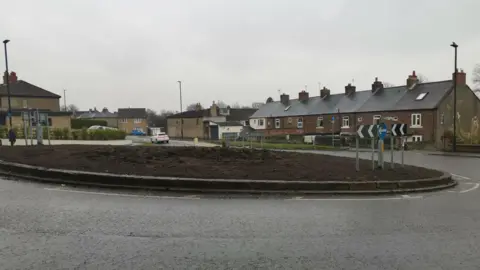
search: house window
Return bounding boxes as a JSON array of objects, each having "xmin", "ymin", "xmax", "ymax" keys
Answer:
[
  {"xmin": 253, "ymin": 119, "xmax": 257, "ymax": 124},
  {"xmin": 120, "ymin": 118, "xmax": 128, "ymax": 123},
  {"xmin": 373, "ymin": 115, "xmax": 381, "ymax": 125},
  {"xmin": 259, "ymin": 119, "xmax": 264, "ymax": 126},
  {"xmin": 48, "ymin": 118, "xmax": 52, "ymax": 127},
  {"xmin": 134, "ymin": 118, "xmax": 142, "ymax": 123},
  {"xmin": 275, "ymin": 118, "xmax": 281, "ymax": 128},
  {"xmin": 297, "ymin": 118, "xmax": 303, "ymax": 129},
  {"xmin": 440, "ymin": 113, "xmax": 445, "ymax": 125},
  {"xmin": 288, "ymin": 117, "xmax": 292, "ymax": 124},
  {"xmin": 22, "ymin": 100, "xmax": 28, "ymax": 108},
  {"xmin": 316, "ymin": 117, "xmax": 324, "ymax": 128},
  {"xmin": 342, "ymin": 116, "xmax": 350, "ymax": 128},
  {"xmin": 412, "ymin": 135, "xmax": 423, "ymax": 142},
  {"xmin": 411, "ymin": 113, "xmax": 422, "ymax": 127}
]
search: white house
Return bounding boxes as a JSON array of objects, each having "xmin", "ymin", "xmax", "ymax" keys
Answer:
[{"xmin": 249, "ymin": 118, "xmax": 266, "ymax": 130}]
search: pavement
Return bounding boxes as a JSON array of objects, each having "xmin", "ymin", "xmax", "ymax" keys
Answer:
[
  {"xmin": 2, "ymin": 138, "xmax": 133, "ymax": 146},
  {"xmin": 1, "ymin": 148, "xmax": 479, "ymax": 268},
  {"xmin": 126, "ymin": 135, "xmax": 218, "ymax": 147}
]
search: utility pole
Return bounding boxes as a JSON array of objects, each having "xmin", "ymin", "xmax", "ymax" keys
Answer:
[
  {"xmin": 177, "ymin": 81, "xmax": 183, "ymax": 139},
  {"xmin": 3, "ymin": 39, "xmax": 12, "ymax": 129},
  {"xmin": 451, "ymin": 42, "xmax": 458, "ymax": 152},
  {"xmin": 63, "ymin": 89, "xmax": 67, "ymax": 111}
]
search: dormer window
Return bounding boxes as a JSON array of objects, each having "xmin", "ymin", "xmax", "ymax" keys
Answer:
[{"xmin": 415, "ymin": 92, "xmax": 428, "ymax": 100}]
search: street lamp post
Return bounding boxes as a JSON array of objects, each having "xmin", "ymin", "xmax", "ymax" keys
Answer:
[
  {"xmin": 177, "ymin": 80, "xmax": 183, "ymax": 139},
  {"xmin": 451, "ymin": 42, "xmax": 458, "ymax": 152},
  {"xmin": 3, "ymin": 39, "xmax": 12, "ymax": 129}
]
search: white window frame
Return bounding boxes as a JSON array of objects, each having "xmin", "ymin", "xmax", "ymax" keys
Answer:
[
  {"xmin": 373, "ymin": 115, "xmax": 381, "ymax": 125},
  {"xmin": 341, "ymin": 116, "xmax": 350, "ymax": 128},
  {"xmin": 316, "ymin": 117, "xmax": 324, "ymax": 128},
  {"xmin": 120, "ymin": 118, "xmax": 128, "ymax": 123},
  {"xmin": 22, "ymin": 99, "xmax": 28, "ymax": 108},
  {"xmin": 258, "ymin": 119, "xmax": 264, "ymax": 126},
  {"xmin": 411, "ymin": 113, "xmax": 422, "ymax": 128},
  {"xmin": 274, "ymin": 118, "xmax": 281, "ymax": 129},
  {"xmin": 297, "ymin": 118, "xmax": 303, "ymax": 129},
  {"xmin": 411, "ymin": 135, "xmax": 423, "ymax": 142},
  {"xmin": 134, "ymin": 118, "xmax": 142, "ymax": 123}
]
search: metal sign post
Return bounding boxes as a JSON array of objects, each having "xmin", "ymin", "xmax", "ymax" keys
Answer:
[
  {"xmin": 357, "ymin": 124, "xmax": 378, "ymax": 171},
  {"xmin": 390, "ymin": 136, "xmax": 394, "ymax": 169},
  {"xmin": 391, "ymin": 124, "xmax": 408, "ymax": 168},
  {"xmin": 22, "ymin": 112, "xmax": 29, "ymax": 146},
  {"xmin": 355, "ymin": 136, "xmax": 359, "ymax": 171},
  {"xmin": 331, "ymin": 116, "xmax": 335, "ymax": 147},
  {"xmin": 378, "ymin": 123, "xmax": 387, "ymax": 169}
]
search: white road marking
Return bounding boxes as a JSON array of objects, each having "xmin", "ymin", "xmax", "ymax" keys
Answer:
[
  {"xmin": 44, "ymin": 188, "xmax": 200, "ymax": 200},
  {"xmin": 401, "ymin": 194, "xmax": 423, "ymax": 199},
  {"xmin": 451, "ymin": 174, "xmax": 471, "ymax": 180},
  {"xmin": 459, "ymin": 183, "xmax": 480, "ymax": 194},
  {"xmin": 287, "ymin": 196, "xmax": 422, "ymax": 201}
]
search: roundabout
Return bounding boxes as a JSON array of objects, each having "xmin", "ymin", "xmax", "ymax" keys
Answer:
[
  {"xmin": 0, "ymin": 144, "xmax": 478, "ymax": 269},
  {"xmin": 0, "ymin": 145, "xmax": 454, "ymax": 194}
]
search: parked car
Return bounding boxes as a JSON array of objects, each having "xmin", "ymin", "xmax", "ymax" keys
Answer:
[
  {"xmin": 150, "ymin": 132, "xmax": 169, "ymax": 144},
  {"xmin": 131, "ymin": 129, "xmax": 146, "ymax": 136},
  {"xmin": 88, "ymin": 125, "xmax": 117, "ymax": 131}
]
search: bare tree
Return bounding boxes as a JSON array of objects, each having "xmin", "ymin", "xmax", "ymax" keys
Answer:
[
  {"xmin": 417, "ymin": 73, "xmax": 428, "ymax": 83},
  {"xmin": 61, "ymin": 104, "xmax": 79, "ymax": 112},
  {"xmin": 473, "ymin": 64, "xmax": 480, "ymax": 90},
  {"xmin": 216, "ymin": 100, "xmax": 228, "ymax": 108},
  {"xmin": 186, "ymin": 103, "xmax": 202, "ymax": 111},
  {"xmin": 383, "ymin": 82, "xmax": 396, "ymax": 88}
]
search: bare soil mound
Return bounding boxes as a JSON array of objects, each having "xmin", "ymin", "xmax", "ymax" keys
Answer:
[{"xmin": 0, "ymin": 145, "xmax": 442, "ymax": 181}]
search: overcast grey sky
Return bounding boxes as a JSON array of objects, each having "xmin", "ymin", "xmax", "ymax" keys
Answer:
[{"xmin": 1, "ymin": 0, "xmax": 479, "ymax": 112}]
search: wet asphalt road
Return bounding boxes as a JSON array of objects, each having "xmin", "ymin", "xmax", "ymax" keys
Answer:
[{"xmin": 1, "ymin": 151, "xmax": 479, "ymax": 269}]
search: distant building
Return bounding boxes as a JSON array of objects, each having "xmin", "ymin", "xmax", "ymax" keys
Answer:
[
  {"xmin": 76, "ymin": 107, "xmax": 118, "ymax": 127},
  {"xmin": 0, "ymin": 71, "xmax": 71, "ymax": 129},
  {"xmin": 167, "ymin": 102, "xmax": 257, "ymax": 140},
  {"xmin": 117, "ymin": 108, "xmax": 148, "ymax": 134}
]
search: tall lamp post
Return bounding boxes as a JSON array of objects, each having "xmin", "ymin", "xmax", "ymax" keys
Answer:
[
  {"xmin": 177, "ymin": 80, "xmax": 183, "ymax": 139},
  {"xmin": 3, "ymin": 39, "xmax": 12, "ymax": 129},
  {"xmin": 451, "ymin": 42, "xmax": 458, "ymax": 152}
]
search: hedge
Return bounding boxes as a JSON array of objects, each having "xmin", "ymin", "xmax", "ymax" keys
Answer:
[
  {"xmin": 0, "ymin": 126, "xmax": 126, "ymax": 140},
  {"xmin": 71, "ymin": 119, "xmax": 108, "ymax": 129}
]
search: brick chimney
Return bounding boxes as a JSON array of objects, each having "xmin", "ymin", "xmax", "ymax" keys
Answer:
[
  {"xmin": 298, "ymin": 90, "xmax": 309, "ymax": 102},
  {"xmin": 345, "ymin": 83, "xmax": 356, "ymax": 96},
  {"xmin": 280, "ymin": 93, "xmax": 290, "ymax": 106},
  {"xmin": 371, "ymin": 77, "xmax": 384, "ymax": 93},
  {"xmin": 9, "ymin": 72, "xmax": 17, "ymax": 83},
  {"xmin": 453, "ymin": 69, "xmax": 466, "ymax": 86},
  {"xmin": 320, "ymin": 87, "xmax": 330, "ymax": 98},
  {"xmin": 406, "ymin": 70, "xmax": 418, "ymax": 89},
  {"xmin": 209, "ymin": 101, "xmax": 218, "ymax": 116}
]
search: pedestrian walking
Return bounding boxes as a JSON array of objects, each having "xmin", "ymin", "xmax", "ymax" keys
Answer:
[{"xmin": 8, "ymin": 128, "xmax": 16, "ymax": 146}]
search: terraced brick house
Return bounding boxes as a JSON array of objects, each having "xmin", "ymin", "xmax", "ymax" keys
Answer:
[
  {"xmin": 0, "ymin": 71, "xmax": 71, "ymax": 129},
  {"xmin": 117, "ymin": 108, "xmax": 147, "ymax": 134},
  {"xmin": 167, "ymin": 102, "xmax": 256, "ymax": 140},
  {"xmin": 250, "ymin": 70, "xmax": 480, "ymax": 148}
]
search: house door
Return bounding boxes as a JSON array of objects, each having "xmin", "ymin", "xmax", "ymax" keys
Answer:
[{"xmin": 210, "ymin": 126, "xmax": 219, "ymax": 140}]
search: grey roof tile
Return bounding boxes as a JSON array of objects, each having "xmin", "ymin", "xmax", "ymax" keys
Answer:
[
  {"xmin": 0, "ymin": 80, "xmax": 61, "ymax": 98},
  {"xmin": 393, "ymin": 80, "xmax": 452, "ymax": 110},
  {"xmin": 117, "ymin": 108, "xmax": 147, "ymax": 118},
  {"xmin": 250, "ymin": 80, "xmax": 454, "ymax": 118}
]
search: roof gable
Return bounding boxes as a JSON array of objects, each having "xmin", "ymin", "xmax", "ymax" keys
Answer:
[
  {"xmin": 117, "ymin": 108, "xmax": 147, "ymax": 118},
  {"xmin": 0, "ymin": 80, "xmax": 61, "ymax": 98}
]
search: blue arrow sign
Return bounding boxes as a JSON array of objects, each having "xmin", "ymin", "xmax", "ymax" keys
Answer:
[
  {"xmin": 331, "ymin": 116, "xmax": 335, "ymax": 121},
  {"xmin": 378, "ymin": 123, "xmax": 387, "ymax": 140}
]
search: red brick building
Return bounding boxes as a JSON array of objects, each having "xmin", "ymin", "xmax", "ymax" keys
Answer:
[{"xmin": 249, "ymin": 71, "xmax": 480, "ymax": 148}]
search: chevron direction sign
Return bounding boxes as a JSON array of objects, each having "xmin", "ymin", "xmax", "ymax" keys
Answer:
[
  {"xmin": 357, "ymin": 124, "xmax": 378, "ymax": 138},
  {"xmin": 391, "ymin": 124, "xmax": 407, "ymax": 137}
]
